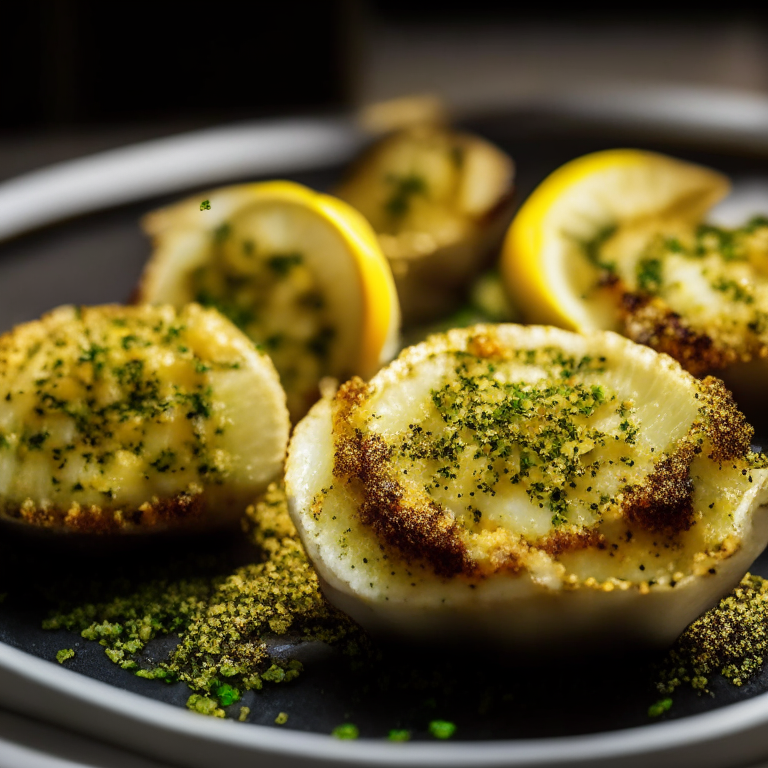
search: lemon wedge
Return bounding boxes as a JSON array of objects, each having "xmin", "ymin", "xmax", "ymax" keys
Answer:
[
  {"xmin": 137, "ymin": 181, "xmax": 400, "ymax": 421},
  {"xmin": 0, "ymin": 304, "xmax": 290, "ymax": 534},
  {"xmin": 501, "ymin": 149, "xmax": 730, "ymax": 333},
  {"xmin": 286, "ymin": 324, "xmax": 768, "ymax": 648}
]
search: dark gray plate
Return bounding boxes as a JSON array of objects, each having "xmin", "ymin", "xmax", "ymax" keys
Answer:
[{"xmin": 2, "ymin": 96, "xmax": 768, "ymax": 768}]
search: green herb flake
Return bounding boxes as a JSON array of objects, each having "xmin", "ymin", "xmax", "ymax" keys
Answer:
[
  {"xmin": 56, "ymin": 648, "xmax": 75, "ymax": 664},
  {"xmin": 213, "ymin": 222, "xmax": 231, "ymax": 243},
  {"xmin": 579, "ymin": 224, "xmax": 617, "ymax": 272},
  {"xmin": 187, "ymin": 694, "xmax": 225, "ymax": 718},
  {"xmin": 215, "ymin": 682, "xmax": 240, "ymax": 706},
  {"xmin": 648, "ymin": 698, "xmax": 672, "ymax": 718},
  {"xmin": 331, "ymin": 723, "xmax": 360, "ymax": 740},
  {"xmin": 40, "ymin": 484, "xmax": 362, "ymax": 719},
  {"xmin": 25, "ymin": 431, "xmax": 50, "ymax": 450},
  {"xmin": 384, "ymin": 173, "xmax": 428, "ymax": 218},
  {"xmin": 388, "ymin": 729, "xmax": 411, "ymax": 742},
  {"xmin": 267, "ymin": 252, "xmax": 303, "ymax": 276},
  {"xmin": 200, "ymin": 199, "xmax": 211, "ymax": 211},
  {"xmin": 428, "ymin": 719, "xmax": 457, "ymax": 739},
  {"xmin": 274, "ymin": 711, "xmax": 289, "ymax": 725},
  {"xmin": 637, "ymin": 257, "xmax": 663, "ymax": 294}
]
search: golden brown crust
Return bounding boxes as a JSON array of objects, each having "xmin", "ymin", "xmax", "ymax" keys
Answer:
[
  {"xmin": 621, "ymin": 442, "xmax": 696, "ymax": 534},
  {"xmin": 322, "ymin": 325, "xmax": 760, "ymax": 584},
  {"xmin": 0, "ymin": 490, "xmax": 205, "ymax": 534},
  {"xmin": 466, "ymin": 331, "xmax": 504, "ymax": 360},
  {"xmin": 334, "ymin": 430, "xmax": 474, "ymax": 579},
  {"xmin": 699, "ymin": 376, "xmax": 753, "ymax": 464},
  {"xmin": 332, "ymin": 379, "xmax": 475, "ymax": 578},
  {"xmin": 537, "ymin": 528, "xmax": 606, "ymax": 556},
  {"xmin": 619, "ymin": 291, "xmax": 733, "ymax": 376}
]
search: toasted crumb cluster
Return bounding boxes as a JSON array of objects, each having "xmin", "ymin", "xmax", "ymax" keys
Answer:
[
  {"xmin": 0, "ymin": 303, "xmax": 289, "ymax": 533},
  {"xmin": 621, "ymin": 443, "xmax": 696, "ymax": 534},
  {"xmin": 658, "ymin": 573, "xmax": 768, "ymax": 694},
  {"xmin": 618, "ymin": 291, "xmax": 733, "ymax": 376},
  {"xmin": 15, "ymin": 483, "xmax": 768, "ymax": 722},
  {"xmin": 335, "ymin": 419, "xmax": 474, "ymax": 579},
  {"xmin": 698, "ymin": 376, "xmax": 753, "ymax": 463},
  {"xmin": 41, "ymin": 483, "xmax": 362, "ymax": 710}
]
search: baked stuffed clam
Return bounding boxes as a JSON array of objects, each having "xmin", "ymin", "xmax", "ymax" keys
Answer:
[
  {"xmin": 336, "ymin": 125, "xmax": 515, "ymax": 324},
  {"xmin": 0, "ymin": 304, "xmax": 289, "ymax": 534},
  {"xmin": 286, "ymin": 324, "xmax": 768, "ymax": 648},
  {"xmin": 501, "ymin": 149, "xmax": 768, "ymax": 426}
]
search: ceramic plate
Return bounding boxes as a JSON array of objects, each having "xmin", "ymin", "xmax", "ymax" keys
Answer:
[{"xmin": 3, "ymin": 90, "xmax": 768, "ymax": 767}]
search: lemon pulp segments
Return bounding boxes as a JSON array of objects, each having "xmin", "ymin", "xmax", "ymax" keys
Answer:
[
  {"xmin": 501, "ymin": 149, "xmax": 730, "ymax": 331},
  {"xmin": 138, "ymin": 181, "xmax": 400, "ymax": 420}
]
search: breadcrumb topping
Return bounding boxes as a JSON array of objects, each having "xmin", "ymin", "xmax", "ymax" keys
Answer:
[
  {"xmin": 325, "ymin": 326, "xmax": 758, "ymax": 586},
  {"xmin": 0, "ymin": 303, "xmax": 287, "ymax": 533},
  {"xmin": 587, "ymin": 218, "xmax": 768, "ymax": 375}
]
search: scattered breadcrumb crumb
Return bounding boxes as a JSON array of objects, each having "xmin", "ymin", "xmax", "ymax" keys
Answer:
[
  {"xmin": 42, "ymin": 482, "xmax": 362, "ymax": 705},
  {"xmin": 657, "ymin": 573, "xmax": 768, "ymax": 697}
]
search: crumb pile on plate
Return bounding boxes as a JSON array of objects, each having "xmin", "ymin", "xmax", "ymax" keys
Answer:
[{"xmin": 41, "ymin": 482, "xmax": 363, "ymax": 718}]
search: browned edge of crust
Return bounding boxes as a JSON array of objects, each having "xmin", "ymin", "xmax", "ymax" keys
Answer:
[
  {"xmin": 699, "ymin": 376, "xmax": 753, "ymax": 464},
  {"xmin": 537, "ymin": 529, "xmax": 607, "ymax": 557},
  {"xmin": 332, "ymin": 377, "xmax": 475, "ymax": 578},
  {"xmin": 621, "ymin": 441, "xmax": 697, "ymax": 535},
  {"xmin": 619, "ymin": 290, "xmax": 733, "ymax": 376},
  {"xmin": 0, "ymin": 491, "xmax": 206, "ymax": 535}
]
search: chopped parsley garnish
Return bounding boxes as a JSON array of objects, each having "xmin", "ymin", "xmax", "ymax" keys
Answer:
[
  {"xmin": 193, "ymin": 290, "xmax": 256, "ymax": 330},
  {"xmin": 648, "ymin": 697, "xmax": 673, "ymax": 718},
  {"xmin": 711, "ymin": 277, "xmax": 754, "ymax": 304},
  {"xmin": 398, "ymin": 350, "xmax": 625, "ymax": 527},
  {"xmin": 384, "ymin": 173, "xmax": 428, "ymax": 218},
  {"xmin": 25, "ymin": 431, "xmax": 50, "ymax": 450},
  {"xmin": 579, "ymin": 224, "xmax": 617, "ymax": 272},
  {"xmin": 428, "ymin": 719, "xmax": 457, "ymax": 739},
  {"xmin": 267, "ymin": 252, "xmax": 303, "ymax": 276},
  {"xmin": 637, "ymin": 257, "xmax": 663, "ymax": 294},
  {"xmin": 215, "ymin": 683, "xmax": 240, "ymax": 706},
  {"xmin": 213, "ymin": 222, "xmax": 231, "ymax": 243},
  {"xmin": 331, "ymin": 723, "xmax": 360, "ymax": 740}
]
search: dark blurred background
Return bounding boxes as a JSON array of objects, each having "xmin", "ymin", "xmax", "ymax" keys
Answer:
[
  {"xmin": 1, "ymin": 3, "xmax": 768, "ymax": 177},
  {"xmin": 2, "ymin": 3, "xmax": 356, "ymax": 129}
]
